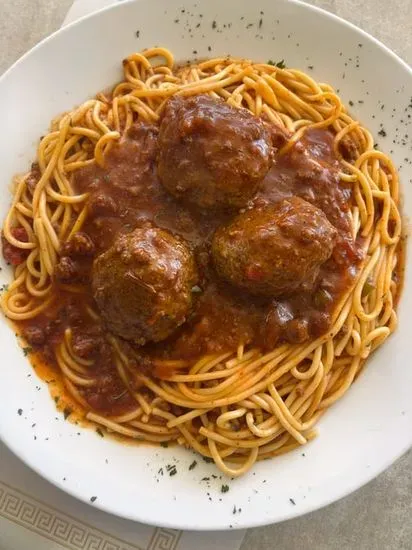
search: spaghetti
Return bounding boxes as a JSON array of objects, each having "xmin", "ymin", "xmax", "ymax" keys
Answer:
[{"xmin": 0, "ymin": 48, "xmax": 404, "ymax": 477}]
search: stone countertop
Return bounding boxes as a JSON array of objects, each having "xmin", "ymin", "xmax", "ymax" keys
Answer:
[{"xmin": 0, "ymin": 1, "xmax": 411, "ymax": 549}]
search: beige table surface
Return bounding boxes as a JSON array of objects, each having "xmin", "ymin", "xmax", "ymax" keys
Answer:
[{"xmin": 1, "ymin": 1, "xmax": 412, "ymax": 548}]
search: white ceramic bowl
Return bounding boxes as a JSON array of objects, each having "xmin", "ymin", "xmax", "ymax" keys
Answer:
[{"xmin": 0, "ymin": 0, "xmax": 411, "ymax": 530}]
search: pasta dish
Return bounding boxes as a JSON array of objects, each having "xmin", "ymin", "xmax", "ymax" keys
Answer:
[{"xmin": 1, "ymin": 48, "xmax": 404, "ymax": 477}]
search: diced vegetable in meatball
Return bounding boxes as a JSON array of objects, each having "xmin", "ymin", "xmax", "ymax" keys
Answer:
[
  {"xmin": 92, "ymin": 226, "xmax": 198, "ymax": 345},
  {"xmin": 157, "ymin": 95, "xmax": 285, "ymax": 208},
  {"xmin": 212, "ymin": 197, "xmax": 337, "ymax": 296}
]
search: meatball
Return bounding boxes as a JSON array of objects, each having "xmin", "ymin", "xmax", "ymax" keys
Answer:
[
  {"xmin": 212, "ymin": 197, "xmax": 337, "ymax": 296},
  {"xmin": 92, "ymin": 226, "xmax": 198, "ymax": 344},
  {"xmin": 157, "ymin": 95, "xmax": 278, "ymax": 208}
]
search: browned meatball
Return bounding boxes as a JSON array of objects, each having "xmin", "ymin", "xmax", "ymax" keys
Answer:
[
  {"xmin": 92, "ymin": 226, "xmax": 198, "ymax": 344},
  {"xmin": 212, "ymin": 197, "xmax": 337, "ymax": 296},
  {"xmin": 157, "ymin": 95, "xmax": 280, "ymax": 208}
]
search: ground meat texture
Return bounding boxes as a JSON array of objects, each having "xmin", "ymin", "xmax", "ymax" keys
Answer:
[
  {"xmin": 26, "ymin": 164, "xmax": 41, "ymax": 193},
  {"xmin": 72, "ymin": 332, "xmax": 105, "ymax": 359},
  {"xmin": 212, "ymin": 197, "xmax": 337, "ymax": 297},
  {"xmin": 92, "ymin": 226, "xmax": 199, "ymax": 345},
  {"xmin": 1, "ymin": 227, "xmax": 30, "ymax": 266},
  {"xmin": 23, "ymin": 325, "xmax": 46, "ymax": 346},
  {"xmin": 88, "ymin": 193, "xmax": 118, "ymax": 216},
  {"xmin": 338, "ymin": 134, "xmax": 359, "ymax": 162},
  {"xmin": 307, "ymin": 310, "xmax": 330, "ymax": 337},
  {"xmin": 157, "ymin": 95, "xmax": 276, "ymax": 208},
  {"xmin": 61, "ymin": 232, "xmax": 95, "ymax": 257},
  {"xmin": 75, "ymin": 123, "xmax": 158, "ymax": 200},
  {"xmin": 64, "ymin": 302, "xmax": 83, "ymax": 325},
  {"xmin": 284, "ymin": 318, "xmax": 310, "ymax": 344},
  {"xmin": 54, "ymin": 257, "xmax": 81, "ymax": 283}
]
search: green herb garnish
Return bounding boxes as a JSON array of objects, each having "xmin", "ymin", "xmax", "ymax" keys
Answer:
[
  {"xmin": 189, "ymin": 460, "xmax": 197, "ymax": 471},
  {"xmin": 268, "ymin": 59, "xmax": 286, "ymax": 69}
]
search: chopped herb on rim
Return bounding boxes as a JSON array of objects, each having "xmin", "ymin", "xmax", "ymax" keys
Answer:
[
  {"xmin": 166, "ymin": 464, "xmax": 178, "ymax": 476},
  {"xmin": 221, "ymin": 484, "xmax": 229, "ymax": 493},
  {"xmin": 189, "ymin": 460, "xmax": 198, "ymax": 470},
  {"xmin": 267, "ymin": 59, "xmax": 286, "ymax": 69}
]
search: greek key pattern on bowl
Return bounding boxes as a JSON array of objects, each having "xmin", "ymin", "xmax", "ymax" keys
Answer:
[
  {"xmin": 0, "ymin": 481, "xmax": 180, "ymax": 550},
  {"xmin": 147, "ymin": 528, "xmax": 181, "ymax": 550}
]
